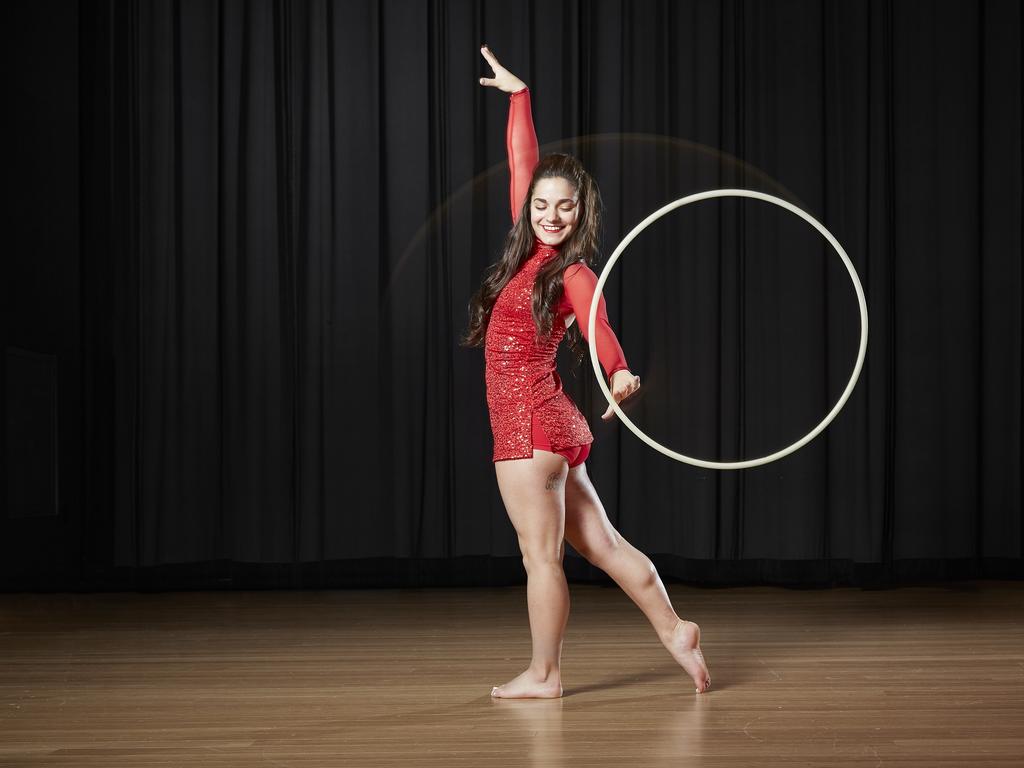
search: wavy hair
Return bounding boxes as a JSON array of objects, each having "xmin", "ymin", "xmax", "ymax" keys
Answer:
[{"xmin": 460, "ymin": 153, "xmax": 603, "ymax": 372}]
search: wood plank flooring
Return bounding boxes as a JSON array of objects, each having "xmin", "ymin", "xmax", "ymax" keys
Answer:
[{"xmin": 2, "ymin": 581, "xmax": 1023, "ymax": 766}]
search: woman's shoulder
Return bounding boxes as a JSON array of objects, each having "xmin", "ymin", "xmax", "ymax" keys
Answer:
[{"xmin": 562, "ymin": 259, "xmax": 593, "ymax": 282}]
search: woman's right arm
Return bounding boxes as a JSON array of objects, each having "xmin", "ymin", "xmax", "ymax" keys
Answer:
[
  {"xmin": 478, "ymin": 45, "xmax": 534, "ymax": 224},
  {"xmin": 507, "ymin": 88, "xmax": 538, "ymax": 224}
]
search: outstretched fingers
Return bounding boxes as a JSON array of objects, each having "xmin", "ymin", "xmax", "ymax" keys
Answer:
[
  {"xmin": 479, "ymin": 44, "xmax": 525, "ymax": 92},
  {"xmin": 480, "ymin": 44, "xmax": 502, "ymax": 72},
  {"xmin": 479, "ymin": 45, "xmax": 502, "ymax": 87}
]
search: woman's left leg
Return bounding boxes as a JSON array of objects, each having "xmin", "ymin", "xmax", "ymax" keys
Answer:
[{"xmin": 563, "ymin": 459, "xmax": 711, "ymax": 693}]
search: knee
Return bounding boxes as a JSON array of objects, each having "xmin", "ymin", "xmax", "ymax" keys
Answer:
[
  {"xmin": 640, "ymin": 561, "xmax": 658, "ymax": 586},
  {"xmin": 584, "ymin": 533, "xmax": 623, "ymax": 568},
  {"xmin": 521, "ymin": 540, "xmax": 565, "ymax": 571},
  {"xmin": 628, "ymin": 547, "xmax": 659, "ymax": 585}
]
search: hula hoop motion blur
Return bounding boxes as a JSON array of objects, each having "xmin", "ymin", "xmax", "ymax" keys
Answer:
[{"xmin": 588, "ymin": 188, "xmax": 869, "ymax": 470}]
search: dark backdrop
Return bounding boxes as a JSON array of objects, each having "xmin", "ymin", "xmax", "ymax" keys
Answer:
[{"xmin": 3, "ymin": 0, "xmax": 1021, "ymax": 591}]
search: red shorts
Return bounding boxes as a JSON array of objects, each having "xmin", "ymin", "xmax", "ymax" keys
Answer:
[{"xmin": 531, "ymin": 410, "xmax": 591, "ymax": 467}]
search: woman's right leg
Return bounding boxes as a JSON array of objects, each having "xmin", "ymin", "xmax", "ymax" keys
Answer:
[{"xmin": 491, "ymin": 448, "xmax": 570, "ymax": 699}]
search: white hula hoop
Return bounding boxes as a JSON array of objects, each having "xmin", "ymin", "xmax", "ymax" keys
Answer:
[{"xmin": 588, "ymin": 188, "xmax": 869, "ymax": 470}]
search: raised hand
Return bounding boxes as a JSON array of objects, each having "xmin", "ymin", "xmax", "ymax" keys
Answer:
[
  {"xmin": 478, "ymin": 44, "xmax": 527, "ymax": 94},
  {"xmin": 601, "ymin": 370, "xmax": 641, "ymax": 421}
]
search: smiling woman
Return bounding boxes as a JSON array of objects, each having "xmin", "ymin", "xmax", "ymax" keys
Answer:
[{"xmin": 459, "ymin": 45, "xmax": 710, "ymax": 701}]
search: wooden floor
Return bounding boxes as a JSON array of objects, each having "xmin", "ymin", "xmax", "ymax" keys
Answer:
[{"xmin": 1, "ymin": 581, "xmax": 1023, "ymax": 767}]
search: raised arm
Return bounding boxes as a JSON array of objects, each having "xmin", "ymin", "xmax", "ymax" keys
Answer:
[
  {"xmin": 507, "ymin": 87, "xmax": 539, "ymax": 223},
  {"xmin": 563, "ymin": 262, "xmax": 630, "ymax": 379},
  {"xmin": 478, "ymin": 45, "xmax": 533, "ymax": 223}
]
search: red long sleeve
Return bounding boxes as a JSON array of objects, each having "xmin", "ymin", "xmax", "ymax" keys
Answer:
[
  {"xmin": 562, "ymin": 262, "xmax": 630, "ymax": 380},
  {"xmin": 507, "ymin": 87, "xmax": 539, "ymax": 224}
]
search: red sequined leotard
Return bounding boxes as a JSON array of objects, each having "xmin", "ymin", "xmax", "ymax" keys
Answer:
[{"xmin": 484, "ymin": 86, "xmax": 630, "ymax": 462}]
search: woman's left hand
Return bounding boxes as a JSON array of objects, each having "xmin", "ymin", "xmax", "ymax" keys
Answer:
[{"xmin": 601, "ymin": 370, "xmax": 641, "ymax": 420}]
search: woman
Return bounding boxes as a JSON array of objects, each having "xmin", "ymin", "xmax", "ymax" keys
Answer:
[{"xmin": 461, "ymin": 45, "xmax": 711, "ymax": 699}]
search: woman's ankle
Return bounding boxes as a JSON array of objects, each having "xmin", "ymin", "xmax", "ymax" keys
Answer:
[{"xmin": 528, "ymin": 661, "xmax": 561, "ymax": 681}]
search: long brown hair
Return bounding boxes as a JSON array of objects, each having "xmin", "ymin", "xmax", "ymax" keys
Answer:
[{"xmin": 460, "ymin": 153, "xmax": 603, "ymax": 371}]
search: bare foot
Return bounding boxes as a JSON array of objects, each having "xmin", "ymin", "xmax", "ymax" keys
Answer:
[
  {"xmin": 663, "ymin": 619, "xmax": 711, "ymax": 693},
  {"xmin": 490, "ymin": 667, "xmax": 563, "ymax": 699}
]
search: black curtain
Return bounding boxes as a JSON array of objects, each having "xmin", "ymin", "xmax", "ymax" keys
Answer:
[{"xmin": 72, "ymin": 0, "xmax": 1021, "ymax": 588}]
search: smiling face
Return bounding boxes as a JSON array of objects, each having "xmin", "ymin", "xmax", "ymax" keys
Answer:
[{"xmin": 530, "ymin": 176, "xmax": 579, "ymax": 247}]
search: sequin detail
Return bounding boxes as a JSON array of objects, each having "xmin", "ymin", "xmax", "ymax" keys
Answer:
[{"xmin": 484, "ymin": 238, "xmax": 595, "ymax": 461}]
